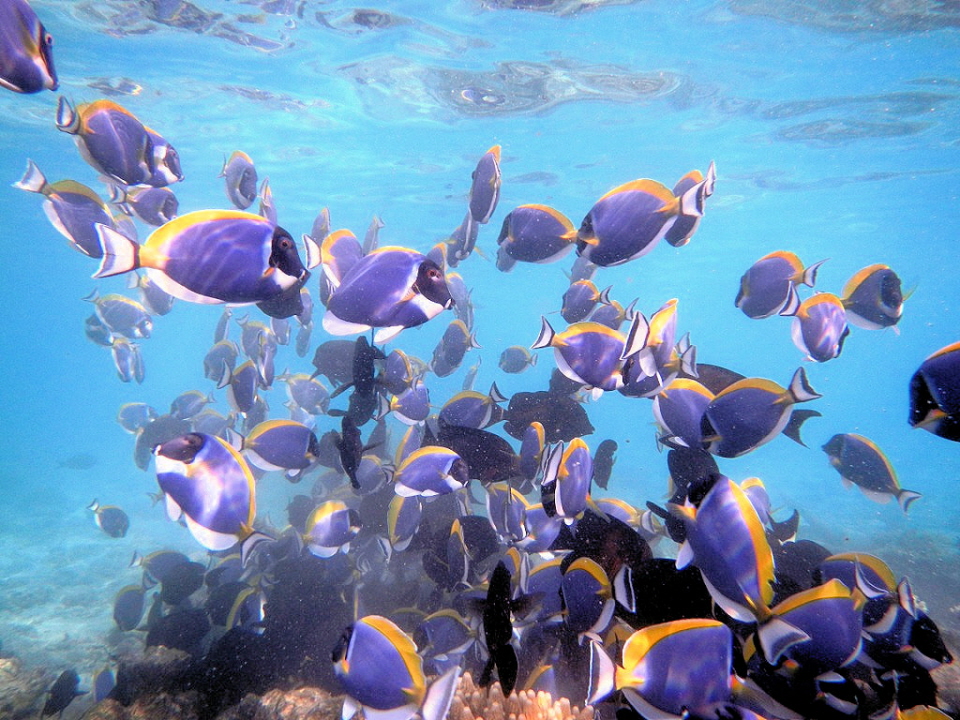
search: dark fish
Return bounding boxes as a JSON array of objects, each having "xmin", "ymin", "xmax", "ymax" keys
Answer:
[
  {"xmin": 87, "ymin": 500, "xmax": 130, "ymax": 538},
  {"xmin": 160, "ymin": 560, "xmax": 207, "ymax": 605},
  {"xmin": 311, "ymin": 339, "xmax": 360, "ymax": 386},
  {"xmin": 503, "ymin": 390, "xmax": 594, "ymax": 443},
  {"xmin": 145, "ymin": 607, "xmax": 211, "ymax": 654},
  {"xmin": 478, "ymin": 561, "xmax": 519, "ymax": 695},
  {"xmin": 841, "ymin": 264, "xmax": 904, "ymax": 330},
  {"xmin": 591, "ymin": 439, "xmax": 617, "ymax": 490},
  {"xmin": 112, "ymin": 584, "xmax": 146, "ymax": 631},
  {"xmin": 336, "ymin": 416, "xmax": 364, "ymax": 489},
  {"xmin": 433, "ymin": 422, "xmax": 520, "ymax": 485},
  {"xmin": 42, "ymin": 670, "xmax": 85, "ymax": 717}
]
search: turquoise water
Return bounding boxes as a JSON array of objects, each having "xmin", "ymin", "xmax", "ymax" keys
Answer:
[{"xmin": 1, "ymin": 0, "xmax": 959, "ymax": 708}]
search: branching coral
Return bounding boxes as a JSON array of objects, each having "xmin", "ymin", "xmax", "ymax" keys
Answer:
[{"xmin": 449, "ymin": 673, "xmax": 594, "ymax": 720}]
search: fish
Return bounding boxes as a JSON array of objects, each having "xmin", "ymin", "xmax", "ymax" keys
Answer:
[
  {"xmin": 204, "ymin": 340, "xmax": 239, "ymax": 382},
  {"xmin": 432, "ymin": 422, "xmax": 520, "ymax": 485},
  {"xmin": 653, "ymin": 378, "xmax": 714, "ymax": 450},
  {"xmin": 220, "ymin": 151, "xmax": 258, "ymax": 210},
  {"xmin": 620, "ymin": 298, "xmax": 696, "ymax": 399},
  {"xmin": 531, "ymin": 317, "xmax": 633, "ymax": 396},
  {"xmin": 664, "ymin": 162, "xmax": 717, "ymax": 248},
  {"xmin": 671, "ymin": 475, "xmax": 776, "ymax": 625},
  {"xmin": 85, "ymin": 290, "xmax": 153, "ymax": 339},
  {"xmin": 701, "ymin": 368, "xmax": 821, "ymax": 458},
  {"xmin": 822, "ymin": 433, "xmax": 921, "ymax": 512},
  {"xmin": 576, "ymin": 174, "xmax": 709, "ymax": 267},
  {"xmin": 431, "ymin": 319, "xmax": 479, "ymax": 378},
  {"xmin": 333, "ymin": 615, "xmax": 460, "ymax": 720},
  {"xmin": 542, "ymin": 438, "xmax": 595, "ymax": 523},
  {"xmin": 111, "ymin": 184, "xmax": 179, "ymax": 226},
  {"xmin": 496, "ymin": 204, "xmax": 576, "ymax": 270},
  {"xmin": 304, "ymin": 500, "xmax": 362, "ymax": 557},
  {"xmin": 219, "ymin": 359, "xmax": 261, "ymax": 415},
  {"xmin": 499, "ymin": 345, "xmax": 537, "ymax": 374},
  {"xmin": 790, "ymin": 292, "xmax": 849, "ymax": 363},
  {"xmin": 478, "ymin": 561, "xmax": 520, "ymax": 695},
  {"xmin": 382, "ymin": 378, "xmax": 431, "ymax": 426},
  {"xmin": 153, "ymin": 432, "xmax": 258, "ymax": 553},
  {"xmin": 336, "ymin": 415, "xmax": 365, "ymax": 489},
  {"xmin": 111, "ymin": 337, "xmax": 145, "ymax": 383},
  {"xmin": 322, "ymin": 247, "xmax": 455, "ymax": 343},
  {"xmin": 503, "ymin": 390, "xmax": 595, "ymax": 443},
  {"xmin": 116, "ymin": 402, "xmax": 158, "ymax": 434},
  {"xmin": 13, "ymin": 160, "xmax": 114, "ymax": 257},
  {"xmin": 560, "ymin": 557, "xmax": 618, "ymax": 643},
  {"xmin": 112, "ymin": 584, "xmax": 146, "ymax": 631},
  {"xmin": 591, "ymin": 438, "xmax": 617, "ymax": 490},
  {"xmin": 518, "ymin": 421, "xmax": 545, "ymax": 483},
  {"xmin": 41, "ymin": 670, "xmax": 86, "ymax": 717},
  {"xmin": 841, "ymin": 264, "xmax": 905, "ymax": 330},
  {"xmin": 735, "ymin": 251, "xmax": 825, "ymax": 319},
  {"xmin": 908, "ymin": 341, "xmax": 960, "ymax": 442},
  {"xmin": 468, "ymin": 145, "xmax": 502, "ymax": 224},
  {"xmin": 437, "ymin": 384, "xmax": 506, "ymax": 430},
  {"xmin": 393, "ymin": 445, "xmax": 470, "ymax": 497},
  {"xmin": 387, "ymin": 494, "xmax": 422, "ymax": 552},
  {"xmin": 758, "ymin": 578, "xmax": 863, "ymax": 672},
  {"xmin": 588, "ymin": 619, "xmax": 733, "ymax": 717},
  {"xmin": 87, "ymin": 500, "xmax": 130, "ymax": 538},
  {"xmin": 281, "ymin": 372, "xmax": 330, "ymax": 415},
  {"xmin": 311, "ymin": 339, "xmax": 358, "ymax": 386},
  {"xmin": 56, "ymin": 97, "xmax": 182, "ymax": 187},
  {"xmin": 169, "ymin": 390, "xmax": 214, "ymax": 421},
  {"xmin": 94, "ymin": 210, "xmax": 312, "ymax": 318},
  {"xmin": 160, "ymin": 560, "xmax": 207, "ymax": 606},
  {"xmin": 0, "ymin": 0, "xmax": 57, "ymax": 93},
  {"xmin": 561, "ymin": 280, "xmax": 605, "ymax": 324},
  {"xmin": 239, "ymin": 419, "xmax": 321, "ymax": 480}
]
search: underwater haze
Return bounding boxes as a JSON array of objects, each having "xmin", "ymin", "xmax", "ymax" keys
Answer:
[{"xmin": 1, "ymin": 0, "xmax": 960, "ymax": 717}]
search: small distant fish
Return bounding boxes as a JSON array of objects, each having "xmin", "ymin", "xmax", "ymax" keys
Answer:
[
  {"xmin": 431, "ymin": 319, "xmax": 479, "ymax": 378},
  {"xmin": 591, "ymin": 438, "xmax": 617, "ymax": 490},
  {"xmin": 111, "ymin": 184, "xmax": 179, "ymax": 226},
  {"xmin": 561, "ymin": 280, "xmax": 605, "ymax": 324},
  {"xmin": 393, "ymin": 445, "xmax": 470, "ymax": 497},
  {"xmin": 468, "ymin": 145, "xmax": 502, "ymax": 224},
  {"xmin": 112, "ymin": 584, "xmax": 146, "ymax": 631},
  {"xmin": 87, "ymin": 500, "xmax": 130, "ymax": 538},
  {"xmin": 304, "ymin": 500, "xmax": 362, "ymax": 557},
  {"xmin": 58, "ymin": 453, "xmax": 98, "ymax": 470},
  {"xmin": 664, "ymin": 162, "xmax": 717, "ymax": 248},
  {"xmin": 498, "ymin": 345, "xmax": 537, "ymax": 374},
  {"xmin": 909, "ymin": 341, "xmax": 960, "ymax": 442},
  {"xmin": 220, "ymin": 151, "xmax": 258, "ymax": 210},
  {"xmin": 0, "ymin": 0, "xmax": 58, "ymax": 94},
  {"xmin": 41, "ymin": 669, "xmax": 86, "ymax": 717},
  {"xmin": 822, "ymin": 433, "xmax": 921, "ymax": 512}
]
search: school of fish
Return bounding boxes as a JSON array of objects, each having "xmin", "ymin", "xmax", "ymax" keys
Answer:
[{"xmin": 6, "ymin": 2, "xmax": 958, "ymax": 720}]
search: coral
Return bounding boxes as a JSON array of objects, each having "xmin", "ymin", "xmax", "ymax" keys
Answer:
[
  {"xmin": 80, "ymin": 693, "xmax": 200, "ymax": 720},
  {"xmin": 449, "ymin": 673, "xmax": 594, "ymax": 720},
  {"xmin": 240, "ymin": 686, "xmax": 341, "ymax": 720},
  {"xmin": 0, "ymin": 656, "xmax": 51, "ymax": 720}
]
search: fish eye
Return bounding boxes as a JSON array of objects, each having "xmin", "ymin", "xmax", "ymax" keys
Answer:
[{"xmin": 45, "ymin": 33, "xmax": 53, "ymax": 47}]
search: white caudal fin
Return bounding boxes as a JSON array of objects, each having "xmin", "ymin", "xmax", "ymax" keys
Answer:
[
  {"xmin": 93, "ymin": 225, "xmax": 139, "ymax": 279},
  {"xmin": 788, "ymin": 367, "xmax": 821, "ymax": 402},
  {"xmin": 420, "ymin": 667, "xmax": 460, "ymax": 720},
  {"xmin": 55, "ymin": 96, "xmax": 80, "ymax": 134},
  {"xmin": 531, "ymin": 316, "xmax": 555, "ymax": 350},
  {"xmin": 12, "ymin": 159, "xmax": 47, "ymax": 193},
  {"xmin": 302, "ymin": 233, "xmax": 322, "ymax": 270}
]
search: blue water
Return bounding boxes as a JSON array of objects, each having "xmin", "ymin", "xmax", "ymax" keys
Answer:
[{"xmin": 1, "ymin": 0, "xmax": 959, "ymax": 704}]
